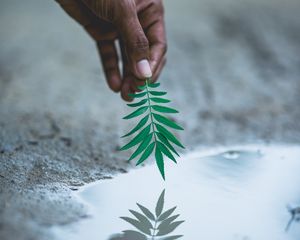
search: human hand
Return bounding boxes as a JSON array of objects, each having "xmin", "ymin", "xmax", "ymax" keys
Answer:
[{"xmin": 56, "ymin": 0, "xmax": 167, "ymax": 101}]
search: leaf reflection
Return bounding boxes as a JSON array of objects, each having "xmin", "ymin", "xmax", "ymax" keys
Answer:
[
  {"xmin": 109, "ymin": 189, "xmax": 184, "ymax": 240},
  {"xmin": 285, "ymin": 205, "xmax": 300, "ymax": 231}
]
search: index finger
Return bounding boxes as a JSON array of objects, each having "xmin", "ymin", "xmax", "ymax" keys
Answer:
[{"xmin": 146, "ymin": 19, "xmax": 167, "ymax": 78}]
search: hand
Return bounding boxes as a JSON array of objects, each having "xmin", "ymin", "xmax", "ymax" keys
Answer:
[{"xmin": 56, "ymin": 0, "xmax": 167, "ymax": 101}]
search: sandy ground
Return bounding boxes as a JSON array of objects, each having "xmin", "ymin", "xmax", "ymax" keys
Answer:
[{"xmin": 0, "ymin": 0, "xmax": 300, "ymax": 239}]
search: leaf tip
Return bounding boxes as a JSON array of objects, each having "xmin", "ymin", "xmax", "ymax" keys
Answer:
[
  {"xmin": 135, "ymin": 161, "xmax": 142, "ymax": 166},
  {"xmin": 161, "ymin": 174, "xmax": 166, "ymax": 180}
]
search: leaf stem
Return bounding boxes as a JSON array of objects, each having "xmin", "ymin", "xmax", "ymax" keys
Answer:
[
  {"xmin": 151, "ymin": 218, "xmax": 158, "ymax": 240},
  {"xmin": 145, "ymin": 78, "xmax": 157, "ymax": 144}
]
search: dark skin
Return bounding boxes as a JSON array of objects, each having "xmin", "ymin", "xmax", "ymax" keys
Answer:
[{"xmin": 56, "ymin": 0, "xmax": 167, "ymax": 101}]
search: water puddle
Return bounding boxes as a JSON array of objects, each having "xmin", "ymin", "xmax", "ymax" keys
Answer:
[{"xmin": 53, "ymin": 145, "xmax": 300, "ymax": 240}]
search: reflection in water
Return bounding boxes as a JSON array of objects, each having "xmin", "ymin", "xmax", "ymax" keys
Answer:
[
  {"xmin": 109, "ymin": 190, "xmax": 184, "ymax": 240},
  {"xmin": 52, "ymin": 145, "xmax": 300, "ymax": 240},
  {"xmin": 286, "ymin": 206, "xmax": 300, "ymax": 232}
]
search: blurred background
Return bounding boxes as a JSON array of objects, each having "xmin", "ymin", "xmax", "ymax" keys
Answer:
[{"xmin": 0, "ymin": 0, "xmax": 300, "ymax": 239}]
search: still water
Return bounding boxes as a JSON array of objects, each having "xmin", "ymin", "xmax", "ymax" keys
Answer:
[{"xmin": 53, "ymin": 145, "xmax": 300, "ymax": 240}]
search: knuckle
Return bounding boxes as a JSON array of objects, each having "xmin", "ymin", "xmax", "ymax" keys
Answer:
[
  {"xmin": 132, "ymin": 40, "xmax": 149, "ymax": 51},
  {"xmin": 128, "ymin": 35, "xmax": 149, "ymax": 52}
]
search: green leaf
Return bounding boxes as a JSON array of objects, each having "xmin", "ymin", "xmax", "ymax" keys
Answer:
[
  {"xmin": 120, "ymin": 125, "xmax": 151, "ymax": 151},
  {"xmin": 161, "ymin": 235, "xmax": 183, "ymax": 240},
  {"xmin": 137, "ymin": 83, "xmax": 147, "ymax": 91},
  {"xmin": 156, "ymin": 133, "xmax": 180, "ymax": 157},
  {"xmin": 122, "ymin": 115, "xmax": 149, "ymax": 138},
  {"xmin": 136, "ymin": 203, "xmax": 155, "ymax": 221},
  {"xmin": 120, "ymin": 217, "xmax": 151, "ymax": 235},
  {"xmin": 121, "ymin": 77, "xmax": 185, "ymax": 178},
  {"xmin": 129, "ymin": 210, "xmax": 153, "ymax": 229},
  {"xmin": 157, "ymin": 221, "xmax": 184, "ymax": 236},
  {"xmin": 157, "ymin": 141, "xmax": 177, "ymax": 163},
  {"xmin": 148, "ymin": 82, "xmax": 160, "ymax": 88},
  {"xmin": 128, "ymin": 92, "xmax": 147, "ymax": 98},
  {"xmin": 150, "ymin": 97, "xmax": 170, "ymax": 103},
  {"xmin": 122, "ymin": 230, "xmax": 148, "ymax": 240},
  {"xmin": 157, "ymin": 206, "xmax": 177, "ymax": 221},
  {"xmin": 156, "ymin": 147, "xmax": 165, "ymax": 180},
  {"xmin": 149, "ymin": 91, "xmax": 167, "ymax": 96},
  {"xmin": 155, "ymin": 190, "xmax": 165, "ymax": 218},
  {"xmin": 123, "ymin": 106, "xmax": 148, "ymax": 120},
  {"xmin": 156, "ymin": 124, "xmax": 185, "ymax": 149},
  {"xmin": 128, "ymin": 133, "xmax": 153, "ymax": 161},
  {"xmin": 127, "ymin": 99, "xmax": 147, "ymax": 107},
  {"xmin": 152, "ymin": 105, "xmax": 178, "ymax": 114},
  {"xmin": 153, "ymin": 114, "xmax": 183, "ymax": 130},
  {"xmin": 136, "ymin": 142, "xmax": 155, "ymax": 166},
  {"xmin": 158, "ymin": 215, "xmax": 180, "ymax": 229}
]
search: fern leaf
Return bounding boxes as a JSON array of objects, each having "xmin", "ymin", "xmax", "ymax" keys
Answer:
[
  {"xmin": 129, "ymin": 210, "xmax": 153, "ymax": 229},
  {"xmin": 155, "ymin": 124, "xmax": 185, "ymax": 149},
  {"xmin": 149, "ymin": 91, "xmax": 167, "ymax": 96},
  {"xmin": 157, "ymin": 221, "xmax": 185, "ymax": 236},
  {"xmin": 137, "ymin": 85, "xmax": 147, "ymax": 91},
  {"xmin": 156, "ymin": 133, "xmax": 180, "ymax": 157},
  {"xmin": 153, "ymin": 113, "xmax": 183, "ymax": 130},
  {"xmin": 123, "ymin": 106, "xmax": 148, "ymax": 119},
  {"xmin": 136, "ymin": 142, "xmax": 155, "ymax": 166},
  {"xmin": 155, "ymin": 147, "xmax": 165, "ymax": 180},
  {"xmin": 122, "ymin": 115, "xmax": 149, "ymax": 138},
  {"xmin": 121, "ymin": 78, "xmax": 185, "ymax": 179},
  {"xmin": 155, "ymin": 189, "xmax": 165, "ymax": 217},
  {"xmin": 148, "ymin": 82, "xmax": 160, "ymax": 88},
  {"xmin": 120, "ymin": 125, "xmax": 151, "ymax": 151},
  {"xmin": 127, "ymin": 99, "xmax": 147, "ymax": 107},
  {"xmin": 152, "ymin": 105, "xmax": 178, "ymax": 114},
  {"xmin": 121, "ymin": 190, "xmax": 184, "ymax": 239},
  {"xmin": 120, "ymin": 217, "xmax": 152, "ymax": 235},
  {"xmin": 157, "ymin": 142, "xmax": 177, "ymax": 163},
  {"xmin": 136, "ymin": 203, "xmax": 155, "ymax": 221},
  {"xmin": 160, "ymin": 235, "xmax": 183, "ymax": 240},
  {"xmin": 128, "ymin": 133, "xmax": 153, "ymax": 161},
  {"xmin": 150, "ymin": 97, "xmax": 171, "ymax": 103},
  {"xmin": 157, "ymin": 207, "xmax": 177, "ymax": 221},
  {"xmin": 128, "ymin": 92, "xmax": 147, "ymax": 98}
]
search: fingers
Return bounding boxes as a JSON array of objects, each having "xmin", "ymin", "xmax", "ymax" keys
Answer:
[
  {"xmin": 97, "ymin": 40, "xmax": 122, "ymax": 92},
  {"xmin": 57, "ymin": 0, "xmax": 166, "ymax": 102},
  {"xmin": 121, "ymin": 56, "xmax": 165, "ymax": 102},
  {"xmin": 138, "ymin": 0, "xmax": 167, "ymax": 80},
  {"xmin": 114, "ymin": 2, "xmax": 152, "ymax": 80},
  {"xmin": 146, "ymin": 19, "xmax": 167, "ymax": 79},
  {"xmin": 119, "ymin": 39, "xmax": 131, "ymax": 101},
  {"xmin": 122, "ymin": 23, "xmax": 152, "ymax": 79}
]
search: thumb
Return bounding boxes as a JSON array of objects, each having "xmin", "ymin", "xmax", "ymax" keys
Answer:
[{"xmin": 115, "ymin": 7, "xmax": 152, "ymax": 79}]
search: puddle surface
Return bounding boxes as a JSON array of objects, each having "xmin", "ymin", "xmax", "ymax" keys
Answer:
[{"xmin": 53, "ymin": 145, "xmax": 300, "ymax": 240}]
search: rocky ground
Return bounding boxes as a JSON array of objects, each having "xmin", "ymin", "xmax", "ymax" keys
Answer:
[{"xmin": 0, "ymin": 0, "xmax": 300, "ymax": 239}]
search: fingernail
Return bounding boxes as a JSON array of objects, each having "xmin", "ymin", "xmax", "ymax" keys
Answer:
[{"xmin": 137, "ymin": 59, "xmax": 152, "ymax": 78}]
